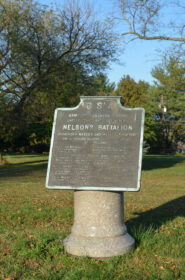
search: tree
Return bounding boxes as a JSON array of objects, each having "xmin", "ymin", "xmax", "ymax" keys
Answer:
[
  {"xmin": 117, "ymin": 0, "xmax": 185, "ymax": 43},
  {"xmin": 82, "ymin": 73, "xmax": 115, "ymax": 96},
  {"xmin": 0, "ymin": 0, "xmax": 117, "ymax": 105},
  {"xmin": 148, "ymin": 56, "xmax": 185, "ymax": 153},
  {"xmin": 113, "ymin": 75, "xmax": 157, "ymax": 148},
  {"xmin": 0, "ymin": 94, "xmax": 16, "ymax": 163},
  {"xmin": 0, "ymin": 0, "xmax": 119, "ymax": 162},
  {"xmin": 114, "ymin": 75, "xmax": 148, "ymax": 107}
]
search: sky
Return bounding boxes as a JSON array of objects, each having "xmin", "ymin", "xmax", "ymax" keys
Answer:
[{"xmin": 38, "ymin": 0, "xmax": 182, "ymax": 86}]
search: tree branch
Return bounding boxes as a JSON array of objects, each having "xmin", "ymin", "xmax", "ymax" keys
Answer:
[{"xmin": 121, "ymin": 31, "xmax": 185, "ymax": 43}]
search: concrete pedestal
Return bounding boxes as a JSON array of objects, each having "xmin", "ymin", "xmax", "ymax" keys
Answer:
[{"xmin": 64, "ymin": 190, "xmax": 135, "ymax": 258}]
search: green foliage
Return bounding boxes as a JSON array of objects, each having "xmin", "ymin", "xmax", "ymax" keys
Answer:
[
  {"xmin": 148, "ymin": 56, "xmax": 185, "ymax": 153},
  {"xmin": 113, "ymin": 75, "xmax": 156, "ymax": 149},
  {"xmin": 0, "ymin": 0, "xmax": 118, "ymax": 155},
  {"xmin": 90, "ymin": 74, "xmax": 116, "ymax": 96},
  {"xmin": 0, "ymin": 0, "xmax": 117, "ymax": 105},
  {"xmin": 0, "ymin": 1, "xmax": 184, "ymax": 156},
  {"xmin": 114, "ymin": 75, "xmax": 148, "ymax": 108},
  {"xmin": 113, "ymin": 59, "xmax": 185, "ymax": 154}
]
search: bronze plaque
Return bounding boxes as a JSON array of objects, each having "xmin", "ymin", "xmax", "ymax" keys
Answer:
[{"xmin": 46, "ymin": 97, "xmax": 145, "ymax": 191}]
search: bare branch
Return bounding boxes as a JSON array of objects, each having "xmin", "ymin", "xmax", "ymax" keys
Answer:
[
  {"xmin": 121, "ymin": 32, "xmax": 185, "ymax": 43},
  {"xmin": 118, "ymin": 0, "xmax": 185, "ymax": 44}
]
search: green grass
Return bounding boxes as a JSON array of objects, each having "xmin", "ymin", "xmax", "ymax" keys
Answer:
[{"xmin": 0, "ymin": 154, "xmax": 185, "ymax": 280}]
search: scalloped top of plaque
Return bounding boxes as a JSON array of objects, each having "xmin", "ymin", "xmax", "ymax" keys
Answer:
[{"xmin": 46, "ymin": 96, "xmax": 145, "ymax": 191}]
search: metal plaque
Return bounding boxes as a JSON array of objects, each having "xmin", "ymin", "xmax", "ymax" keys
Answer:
[{"xmin": 46, "ymin": 96, "xmax": 145, "ymax": 191}]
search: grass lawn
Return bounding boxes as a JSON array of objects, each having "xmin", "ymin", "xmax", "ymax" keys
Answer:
[{"xmin": 0, "ymin": 154, "xmax": 185, "ymax": 280}]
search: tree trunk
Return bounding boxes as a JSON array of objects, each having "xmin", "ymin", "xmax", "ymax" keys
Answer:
[{"xmin": 0, "ymin": 152, "xmax": 5, "ymax": 165}]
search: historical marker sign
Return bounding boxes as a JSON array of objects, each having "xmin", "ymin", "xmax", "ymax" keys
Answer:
[{"xmin": 46, "ymin": 96, "xmax": 145, "ymax": 191}]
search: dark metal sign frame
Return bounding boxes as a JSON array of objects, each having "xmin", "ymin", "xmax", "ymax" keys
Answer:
[{"xmin": 46, "ymin": 96, "xmax": 145, "ymax": 191}]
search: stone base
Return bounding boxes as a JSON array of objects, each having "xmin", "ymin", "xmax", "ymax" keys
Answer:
[
  {"xmin": 63, "ymin": 191, "xmax": 135, "ymax": 258},
  {"xmin": 64, "ymin": 232, "xmax": 135, "ymax": 258}
]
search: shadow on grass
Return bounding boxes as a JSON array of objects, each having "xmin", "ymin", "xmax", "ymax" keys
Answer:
[
  {"xmin": 0, "ymin": 155, "xmax": 185, "ymax": 179},
  {"xmin": 142, "ymin": 155, "xmax": 185, "ymax": 170},
  {"xmin": 0, "ymin": 160, "xmax": 48, "ymax": 178},
  {"xmin": 127, "ymin": 195, "xmax": 185, "ymax": 245}
]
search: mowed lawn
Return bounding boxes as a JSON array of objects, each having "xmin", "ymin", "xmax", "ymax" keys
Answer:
[{"xmin": 0, "ymin": 154, "xmax": 185, "ymax": 280}]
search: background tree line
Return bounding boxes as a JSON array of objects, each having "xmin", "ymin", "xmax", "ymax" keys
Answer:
[
  {"xmin": 0, "ymin": 0, "xmax": 117, "ymax": 161},
  {"xmin": 0, "ymin": 0, "xmax": 185, "ymax": 163},
  {"xmin": 115, "ymin": 56, "xmax": 185, "ymax": 154},
  {"xmin": 115, "ymin": 0, "xmax": 185, "ymax": 154}
]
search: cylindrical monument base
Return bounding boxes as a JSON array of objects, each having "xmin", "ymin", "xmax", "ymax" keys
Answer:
[{"xmin": 64, "ymin": 190, "xmax": 135, "ymax": 258}]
